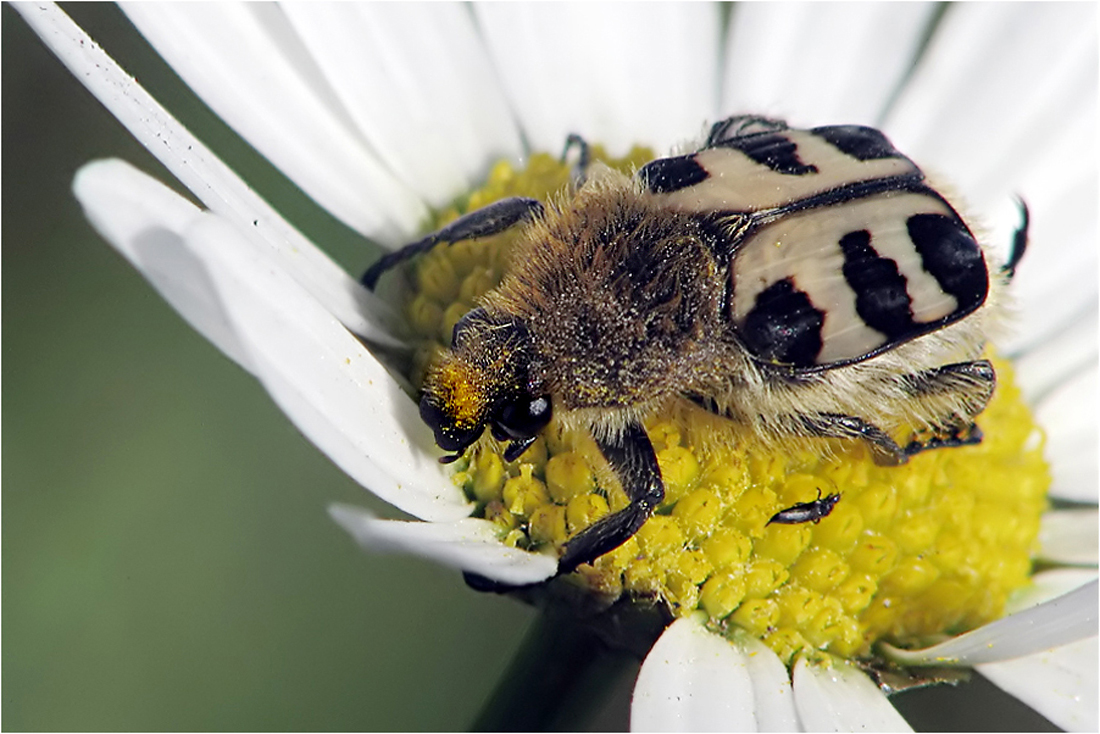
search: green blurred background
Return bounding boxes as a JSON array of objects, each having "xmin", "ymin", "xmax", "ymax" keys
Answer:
[
  {"xmin": 2, "ymin": 4, "xmax": 1059, "ymax": 731},
  {"xmin": 3, "ymin": 5, "xmax": 546, "ymax": 730}
]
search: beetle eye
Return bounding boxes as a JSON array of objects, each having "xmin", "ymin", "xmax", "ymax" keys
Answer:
[{"xmin": 497, "ymin": 395, "xmax": 552, "ymax": 439}]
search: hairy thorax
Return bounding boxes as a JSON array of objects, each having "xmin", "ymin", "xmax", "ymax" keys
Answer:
[{"xmin": 483, "ymin": 169, "xmax": 734, "ymax": 415}]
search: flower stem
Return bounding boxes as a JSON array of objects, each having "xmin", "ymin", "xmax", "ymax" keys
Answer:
[{"xmin": 470, "ymin": 608, "xmax": 640, "ymax": 731}]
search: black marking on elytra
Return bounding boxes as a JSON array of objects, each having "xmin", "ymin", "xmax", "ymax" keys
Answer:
[
  {"xmin": 639, "ymin": 155, "xmax": 709, "ymax": 194},
  {"xmin": 811, "ymin": 125, "xmax": 903, "ymax": 161},
  {"xmin": 838, "ymin": 229, "xmax": 915, "ymax": 340},
  {"xmin": 723, "ymin": 132, "xmax": 818, "ymax": 176},
  {"xmin": 728, "ymin": 185, "xmax": 989, "ymax": 376},
  {"xmin": 740, "ymin": 278, "xmax": 825, "ymax": 367},
  {"xmin": 906, "ymin": 213, "xmax": 988, "ymax": 314}
]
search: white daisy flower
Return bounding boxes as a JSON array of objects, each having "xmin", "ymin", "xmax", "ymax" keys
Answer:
[{"xmin": 18, "ymin": 2, "xmax": 1096, "ymax": 731}]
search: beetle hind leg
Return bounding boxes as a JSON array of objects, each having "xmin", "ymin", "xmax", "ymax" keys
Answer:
[
  {"xmin": 689, "ymin": 394, "xmax": 909, "ymax": 465},
  {"xmin": 903, "ymin": 424, "xmax": 983, "ymax": 458},
  {"xmin": 897, "ymin": 358, "xmax": 995, "ymax": 457},
  {"xmin": 794, "ymin": 412, "xmax": 910, "ymax": 466},
  {"xmin": 792, "ymin": 358, "xmax": 996, "ymax": 465},
  {"xmin": 901, "ymin": 359, "xmax": 996, "ymax": 431}
]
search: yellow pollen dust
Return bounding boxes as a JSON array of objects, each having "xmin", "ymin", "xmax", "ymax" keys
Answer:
[
  {"xmin": 433, "ymin": 359, "xmax": 486, "ymax": 429},
  {"xmin": 401, "ymin": 147, "xmax": 1051, "ymax": 667}
]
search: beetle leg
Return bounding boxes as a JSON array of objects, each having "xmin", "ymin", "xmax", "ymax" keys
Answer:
[
  {"xmin": 795, "ymin": 412, "xmax": 909, "ymax": 466},
  {"xmin": 794, "ymin": 359, "xmax": 995, "ymax": 465},
  {"xmin": 689, "ymin": 394, "xmax": 907, "ymax": 465},
  {"xmin": 1002, "ymin": 199, "xmax": 1030, "ymax": 280},
  {"xmin": 360, "ymin": 196, "xmax": 544, "ymax": 289},
  {"xmin": 896, "ymin": 359, "xmax": 994, "ymax": 459},
  {"xmin": 904, "ymin": 359, "xmax": 995, "ymax": 397},
  {"xmin": 562, "ymin": 133, "xmax": 591, "ymax": 188},
  {"xmin": 705, "ymin": 115, "xmax": 788, "ymax": 147},
  {"xmin": 461, "ymin": 570, "xmax": 535, "ymax": 595},
  {"xmin": 903, "ymin": 424, "xmax": 983, "ymax": 458},
  {"xmin": 557, "ymin": 421, "xmax": 664, "ymax": 575},
  {"xmin": 902, "ymin": 359, "xmax": 996, "ymax": 434}
]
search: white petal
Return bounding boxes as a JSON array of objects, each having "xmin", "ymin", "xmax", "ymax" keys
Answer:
[
  {"xmin": 75, "ymin": 159, "xmax": 465, "ymax": 519},
  {"xmin": 327, "ymin": 504, "xmax": 557, "ymax": 585},
  {"xmin": 881, "ymin": 4, "xmax": 1099, "ymax": 355},
  {"xmin": 737, "ymin": 635, "xmax": 800, "ymax": 732},
  {"xmin": 791, "ymin": 658, "xmax": 911, "ymax": 732},
  {"xmin": 881, "ymin": 4, "xmax": 1098, "ymax": 352},
  {"xmin": 1036, "ymin": 363, "xmax": 1099, "ymax": 503},
  {"xmin": 283, "ymin": 3, "xmax": 523, "ymax": 208},
  {"xmin": 17, "ymin": 3, "xmax": 403, "ymax": 345},
  {"xmin": 476, "ymin": 3, "xmax": 720, "ymax": 156},
  {"xmin": 957, "ymin": 29, "xmax": 1097, "ymax": 216},
  {"xmin": 1037, "ymin": 509, "xmax": 1099, "ymax": 566},
  {"xmin": 723, "ymin": 3, "xmax": 936, "ymax": 126},
  {"xmin": 884, "ymin": 3, "xmax": 1097, "ymax": 209},
  {"xmin": 882, "ymin": 580, "xmax": 1098, "ymax": 666},
  {"xmin": 995, "ymin": 136, "xmax": 1098, "ymax": 357},
  {"xmin": 122, "ymin": 2, "xmax": 428, "ymax": 242},
  {"xmin": 891, "ymin": 6, "xmax": 1098, "ymax": 353},
  {"xmin": 72, "ymin": 159, "xmax": 250, "ymax": 370},
  {"xmin": 631, "ymin": 618, "xmax": 759, "ymax": 732},
  {"xmin": 174, "ymin": 213, "xmax": 471, "ymax": 522},
  {"xmin": 1012, "ymin": 306, "xmax": 1098, "ymax": 406},
  {"xmin": 977, "ymin": 637, "xmax": 1099, "ymax": 733},
  {"xmin": 1005, "ymin": 568, "xmax": 1100, "ymax": 615}
]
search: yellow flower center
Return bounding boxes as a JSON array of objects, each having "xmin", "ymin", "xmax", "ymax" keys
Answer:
[{"xmin": 399, "ymin": 148, "xmax": 1050, "ymax": 666}]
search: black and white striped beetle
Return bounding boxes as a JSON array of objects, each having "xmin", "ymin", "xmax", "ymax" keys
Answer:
[{"xmin": 365, "ymin": 115, "xmax": 1028, "ymax": 577}]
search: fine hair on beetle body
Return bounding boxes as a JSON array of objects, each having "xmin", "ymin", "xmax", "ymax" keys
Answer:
[
  {"xmin": 430, "ymin": 169, "xmax": 1014, "ymax": 469},
  {"xmin": 369, "ymin": 115, "xmax": 1030, "ymax": 575},
  {"xmin": 474, "ymin": 165, "xmax": 1012, "ymax": 453}
]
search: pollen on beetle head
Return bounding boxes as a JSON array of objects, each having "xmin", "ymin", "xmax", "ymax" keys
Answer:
[
  {"xmin": 399, "ymin": 146, "xmax": 1051, "ymax": 670},
  {"xmin": 428, "ymin": 356, "xmax": 488, "ymax": 431}
]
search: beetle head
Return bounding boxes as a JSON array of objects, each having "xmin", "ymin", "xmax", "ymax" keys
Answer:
[{"xmin": 420, "ymin": 308, "xmax": 552, "ymax": 463}]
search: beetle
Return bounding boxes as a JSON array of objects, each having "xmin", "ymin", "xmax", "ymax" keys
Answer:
[
  {"xmin": 768, "ymin": 491, "xmax": 842, "ymax": 525},
  {"xmin": 365, "ymin": 115, "xmax": 1028, "ymax": 575}
]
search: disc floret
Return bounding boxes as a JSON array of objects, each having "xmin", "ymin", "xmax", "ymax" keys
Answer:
[{"xmin": 400, "ymin": 149, "xmax": 1050, "ymax": 666}]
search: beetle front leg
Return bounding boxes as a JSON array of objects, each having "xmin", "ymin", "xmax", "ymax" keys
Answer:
[
  {"xmin": 557, "ymin": 421, "xmax": 664, "ymax": 575},
  {"xmin": 360, "ymin": 196, "xmax": 544, "ymax": 289}
]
